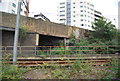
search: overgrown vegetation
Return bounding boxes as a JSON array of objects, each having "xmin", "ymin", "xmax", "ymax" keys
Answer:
[
  {"xmin": 19, "ymin": 26, "xmax": 28, "ymax": 39},
  {"xmin": 68, "ymin": 17, "xmax": 120, "ymax": 54},
  {"xmin": 2, "ymin": 17, "xmax": 119, "ymax": 80},
  {"xmin": 19, "ymin": 26, "xmax": 28, "ymax": 45},
  {"xmin": 35, "ymin": 17, "xmax": 120, "ymax": 79},
  {"xmin": 41, "ymin": 58, "xmax": 119, "ymax": 79},
  {"xmin": 90, "ymin": 17, "xmax": 119, "ymax": 45},
  {"xmin": 2, "ymin": 54, "xmax": 31, "ymax": 80},
  {"xmin": 91, "ymin": 17, "xmax": 117, "ymax": 42},
  {"xmin": 37, "ymin": 17, "xmax": 120, "ymax": 55},
  {"xmin": 2, "ymin": 54, "xmax": 119, "ymax": 79}
]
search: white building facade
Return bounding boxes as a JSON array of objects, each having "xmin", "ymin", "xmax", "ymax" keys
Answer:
[
  {"xmin": 57, "ymin": 0, "xmax": 94, "ymax": 30},
  {"xmin": 0, "ymin": 0, "xmax": 29, "ymax": 16},
  {"xmin": 0, "ymin": 0, "xmax": 17, "ymax": 14}
]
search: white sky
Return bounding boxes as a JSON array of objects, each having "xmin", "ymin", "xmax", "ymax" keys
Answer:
[{"xmin": 29, "ymin": 0, "xmax": 119, "ymax": 25}]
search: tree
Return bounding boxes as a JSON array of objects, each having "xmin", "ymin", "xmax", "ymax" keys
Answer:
[{"xmin": 91, "ymin": 17, "xmax": 117, "ymax": 42}]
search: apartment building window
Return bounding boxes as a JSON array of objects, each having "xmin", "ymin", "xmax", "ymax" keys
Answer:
[
  {"xmin": 87, "ymin": 7, "xmax": 89, "ymax": 9},
  {"xmin": 67, "ymin": 3, "xmax": 70, "ymax": 6},
  {"xmin": 80, "ymin": 6, "xmax": 83, "ymax": 8},
  {"xmin": 81, "ymin": 24, "xmax": 84, "ymax": 26},
  {"xmin": 73, "ymin": 6, "xmax": 75, "ymax": 8},
  {"xmin": 67, "ymin": 21, "xmax": 71, "ymax": 24},
  {"xmin": 12, "ymin": 3, "xmax": 16, "ymax": 8},
  {"xmin": 67, "ymin": 17, "xmax": 71, "ymax": 18},
  {"xmin": 84, "ymin": 6, "xmax": 86, "ymax": 8},
  {"xmin": 91, "ymin": 8, "xmax": 93, "ymax": 11},
  {"xmin": 67, "ymin": 8, "xmax": 71, "ymax": 11},
  {"xmin": 60, "ymin": 14, "xmax": 65, "ymax": 16},
  {"xmin": 80, "ymin": 2, "xmax": 83, "ymax": 3},
  {"xmin": 73, "ymin": 2, "xmax": 75, "ymax": 4},
  {"xmin": 80, "ymin": 10, "xmax": 83, "ymax": 12},
  {"xmin": 88, "ymin": 25, "xmax": 90, "ymax": 27},
  {"xmin": 73, "ymin": 20, "xmax": 76, "ymax": 22},
  {"xmin": 87, "ymin": 3, "xmax": 89, "ymax": 5},
  {"xmin": 60, "ymin": 6, "xmax": 65, "ymax": 8},
  {"xmin": 60, "ymin": 2, "xmax": 65, "ymax": 5},
  {"xmin": 73, "ymin": 11, "xmax": 75, "ymax": 13},
  {"xmin": 81, "ymin": 19, "xmax": 83, "ymax": 21},
  {"xmin": 60, "ymin": 10, "xmax": 65, "ymax": 13},
  {"xmin": 0, "ymin": 0, "xmax": 2, "ymax": 3},
  {"xmin": 67, "ymin": 12, "xmax": 71, "ymax": 15},
  {"xmin": 90, "ymin": 4, "xmax": 94, "ymax": 7},
  {"xmin": 12, "ymin": 10, "xmax": 15, "ymax": 13},
  {"xmin": 73, "ymin": 15, "xmax": 75, "ymax": 17},
  {"xmin": 80, "ymin": 14, "xmax": 83, "ymax": 17},
  {"xmin": 60, "ymin": 19, "xmax": 66, "ymax": 21}
]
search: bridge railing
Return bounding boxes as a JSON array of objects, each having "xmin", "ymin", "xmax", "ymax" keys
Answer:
[{"xmin": 0, "ymin": 45, "xmax": 120, "ymax": 56}]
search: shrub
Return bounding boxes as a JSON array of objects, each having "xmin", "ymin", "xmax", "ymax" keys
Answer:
[
  {"xmin": 38, "ymin": 50, "xmax": 44, "ymax": 55},
  {"xmin": 2, "ymin": 54, "xmax": 31, "ymax": 79},
  {"xmin": 51, "ymin": 47, "xmax": 69, "ymax": 55}
]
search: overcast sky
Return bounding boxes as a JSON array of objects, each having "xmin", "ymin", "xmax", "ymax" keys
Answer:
[{"xmin": 29, "ymin": 0, "xmax": 119, "ymax": 25}]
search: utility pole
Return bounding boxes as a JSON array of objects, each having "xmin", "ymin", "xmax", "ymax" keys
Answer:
[{"xmin": 13, "ymin": 0, "xmax": 21, "ymax": 64}]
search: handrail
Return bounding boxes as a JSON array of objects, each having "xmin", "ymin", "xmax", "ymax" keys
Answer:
[
  {"xmin": 1, "ymin": 45, "xmax": 119, "ymax": 55},
  {"xmin": 0, "ymin": 45, "xmax": 120, "ymax": 48}
]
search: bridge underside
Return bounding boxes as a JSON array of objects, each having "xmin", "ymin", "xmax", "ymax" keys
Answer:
[
  {"xmin": 39, "ymin": 34, "xmax": 64, "ymax": 46},
  {"xmin": 1, "ymin": 29, "xmax": 66, "ymax": 46}
]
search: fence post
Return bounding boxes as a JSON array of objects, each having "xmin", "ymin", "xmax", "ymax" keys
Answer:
[
  {"xmin": 19, "ymin": 46, "xmax": 22, "ymax": 54},
  {"xmin": 50, "ymin": 46, "xmax": 51, "ymax": 55},
  {"xmin": 35, "ymin": 46, "xmax": 37, "ymax": 55},
  {"xmin": 4, "ymin": 46, "xmax": 7, "ymax": 54},
  {"xmin": 64, "ymin": 38, "xmax": 67, "ymax": 55},
  {"xmin": 107, "ymin": 46, "xmax": 108, "ymax": 54}
]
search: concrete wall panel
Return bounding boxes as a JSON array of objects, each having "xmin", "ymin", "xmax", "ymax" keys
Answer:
[{"xmin": 0, "ymin": 12, "xmax": 87, "ymax": 39}]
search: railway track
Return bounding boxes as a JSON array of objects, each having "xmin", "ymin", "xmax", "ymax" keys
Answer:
[{"xmin": 6, "ymin": 55, "xmax": 114, "ymax": 67}]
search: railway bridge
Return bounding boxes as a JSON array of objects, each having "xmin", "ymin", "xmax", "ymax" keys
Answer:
[{"xmin": 0, "ymin": 12, "xmax": 87, "ymax": 46}]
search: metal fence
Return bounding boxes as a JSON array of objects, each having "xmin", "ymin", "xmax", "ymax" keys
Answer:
[{"xmin": 0, "ymin": 45, "xmax": 120, "ymax": 56}]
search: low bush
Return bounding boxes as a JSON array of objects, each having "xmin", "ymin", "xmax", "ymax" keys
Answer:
[
  {"xmin": 50, "ymin": 47, "xmax": 69, "ymax": 55},
  {"xmin": 2, "ymin": 54, "xmax": 31, "ymax": 79}
]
